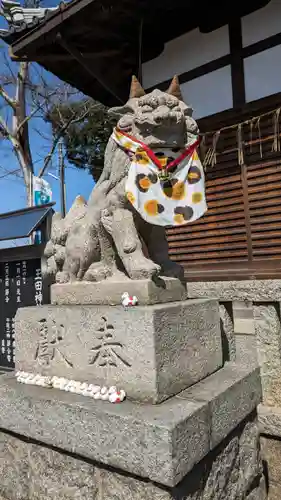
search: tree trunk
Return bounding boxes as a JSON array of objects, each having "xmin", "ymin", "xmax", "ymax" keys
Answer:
[{"xmin": 13, "ymin": 62, "xmax": 34, "ymax": 206}]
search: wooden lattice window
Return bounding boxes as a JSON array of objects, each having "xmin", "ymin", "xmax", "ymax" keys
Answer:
[{"xmin": 166, "ymin": 105, "xmax": 281, "ymax": 280}]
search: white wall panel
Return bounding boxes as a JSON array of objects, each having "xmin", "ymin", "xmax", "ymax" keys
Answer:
[
  {"xmin": 142, "ymin": 25, "xmax": 229, "ymax": 89},
  {"xmin": 244, "ymin": 45, "xmax": 281, "ymax": 102},
  {"xmin": 242, "ymin": 1, "xmax": 281, "ymax": 47},
  {"xmin": 181, "ymin": 66, "xmax": 233, "ymax": 120}
]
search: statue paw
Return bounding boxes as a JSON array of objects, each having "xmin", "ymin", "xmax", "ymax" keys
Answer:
[
  {"xmin": 43, "ymin": 256, "xmax": 57, "ymax": 279},
  {"xmin": 160, "ymin": 262, "xmax": 185, "ymax": 280},
  {"xmin": 127, "ymin": 257, "xmax": 161, "ymax": 280},
  {"xmin": 56, "ymin": 271, "xmax": 70, "ymax": 283},
  {"xmin": 83, "ymin": 262, "xmax": 112, "ymax": 282},
  {"xmin": 54, "ymin": 245, "xmax": 66, "ymax": 269}
]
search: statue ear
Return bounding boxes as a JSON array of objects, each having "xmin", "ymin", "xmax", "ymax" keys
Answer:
[
  {"xmin": 129, "ymin": 75, "xmax": 146, "ymax": 98},
  {"xmin": 108, "ymin": 104, "xmax": 134, "ymax": 119},
  {"xmin": 166, "ymin": 75, "xmax": 183, "ymax": 101}
]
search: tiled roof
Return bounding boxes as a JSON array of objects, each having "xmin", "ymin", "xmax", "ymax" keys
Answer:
[{"xmin": 0, "ymin": 0, "xmax": 63, "ymax": 44}]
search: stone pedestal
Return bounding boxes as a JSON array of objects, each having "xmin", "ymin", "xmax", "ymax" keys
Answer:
[
  {"xmin": 6, "ymin": 280, "xmax": 265, "ymax": 499},
  {"xmin": 15, "ymin": 298, "xmax": 222, "ymax": 403},
  {"xmin": 0, "ymin": 364, "xmax": 264, "ymax": 499},
  {"xmin": 51, "ymin": 277, "xmax": 187, "ymax": 306},
  {"xmin": 259, "ymin": 405, "xmax": 281, "ymax": 500}
]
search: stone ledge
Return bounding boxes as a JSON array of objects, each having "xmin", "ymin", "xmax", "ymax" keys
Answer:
[
  {"xmin": 178, "ymin": 362, "xmax": 262, "ymax": 448},
  {"xmin": 187, "ymin": 279, "xmax": 281, "ymax": 301},
  {"xmin": 0, "ymin": 364, "xmax": 261, "ymax": 487},
  {"xmin": 258, "ymin": 404, "xmax": 281, "ymax": 438},
  {"xmin": 51, "ymin": 277, "xmax": 187, "ymax": 306}
]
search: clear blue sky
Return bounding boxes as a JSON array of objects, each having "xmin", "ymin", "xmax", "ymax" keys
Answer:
[{"xmin": 0, "ymin": 0, "xmax": 95, "ymax": 215}]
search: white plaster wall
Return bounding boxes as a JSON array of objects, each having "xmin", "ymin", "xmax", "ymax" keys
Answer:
[
  {"xmin": 244, "ymin": 45, "xmax": 281, "ymax": 103},
  {"xmin": 182, "ymin": 66, "xmax": 233, "ymax": 119},
  {"xmin": 142, "ymin": 0, "xmax": 281, "ymax": 117},
  {"xmin": 242, "ymin": 0, "xmax": 281, "ymax": 47},
  {"xmin": 142, "ymin": 25, "xmax": 229, "ymax": 89}
]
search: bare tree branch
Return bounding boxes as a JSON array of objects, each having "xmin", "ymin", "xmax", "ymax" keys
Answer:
[
  {"xmin": 3, "ymin": 50, "xmax": 16, "ymax": 83},
  {"xmin": 16, "ymin": 89, "xmax": 57, "ymax": 133},
  {"xmin": 0, "ymin": 44, "xmax": 96, "ymax": 205},
  {"xmin": 39, "ymin": 106, "xmax": 91, "ymax": 177},
  {"xmin": 0, "ymin": 167, "xmax": 21, "ymax": 179},
  {"xmin": 0, "ymin": 112, "xmax": 13, "ymax": 137},
  {"xmin": 0, "ymin": 84, "xmax": 16, "ymax": 109}
]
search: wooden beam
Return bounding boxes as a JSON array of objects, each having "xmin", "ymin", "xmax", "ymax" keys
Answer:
[
  {"xmin": 198, "ymin": 92, "xmax": 281, "ymax": 132},
  {"xmin": 241, "ymin": 163, "xmax": 253, "ymax": 261},
  {"xmin": 243, "ymin": 31, "xmax": 281, "ymax": 58},
  {"xmin": 146, "ymin": 54, "xmax": 232, "ymax": 93},
  {"xmin": 229, "ymin": 18, "xmax": 246, "ymax": 108},
  {"xmin": 148, "ymin": 23, "xmax": 281, "ymax": 110},
  {"xmin": 8, "ymin": 46, "xmax": 27, "ymax": 61},
  {"xmin": 56, "ymin": 33, "xmax": 124, "ymax": 104},
  {"xmin": 10, "ymin": 49, "xmax": 121, "ymax": 62}
]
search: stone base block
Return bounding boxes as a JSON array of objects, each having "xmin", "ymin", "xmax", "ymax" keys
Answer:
[
  {"xmin": 0, "ymin": 413, "xmax": 265, "ymax": 500},
  {"xmin": 51, "ymin": 277, "xmax": 187, "ymax": 306},
  {"xmin": 261, "ymin": 436, "xmax": 281, "ymax": 487},
  {"xmin": 260, "ymin": 435, "xmax": 281, "ymax": 500},
  {"xmin": 0, "ymin": 363, "xmax": 262, "ymax": 491},
  {"xmin": 266, "ymin": 483, "xmax": 281, "ymax": 500},
  {"xmin": 258, "ymin": 404, "xmax": 281, "ymax": 438},
  {"xmin": 186, "ymin": 279, "xmax": 281, "ymax": 301},
  {"xmin": 15, "ymin": 299, "xmax": 222, "ymax": 403},
  {"xmin": 254, "ymin": 303, "xmax": 281, "ymax": 407}
]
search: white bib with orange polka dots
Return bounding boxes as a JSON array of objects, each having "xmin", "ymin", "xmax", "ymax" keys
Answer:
[{"xmin": 112, "ymin": 128, "xmax": 207, "ymax": 227}]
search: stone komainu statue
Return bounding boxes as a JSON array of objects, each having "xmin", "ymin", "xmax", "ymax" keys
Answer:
[{"xmin": 44, "ymin": 76, "xmax": 206, "ymax": 283}]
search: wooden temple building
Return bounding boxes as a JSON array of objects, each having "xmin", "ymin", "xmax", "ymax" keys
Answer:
[{"xmin": 1, "ymin": 0, "xmax": 281, "ymax": 282}]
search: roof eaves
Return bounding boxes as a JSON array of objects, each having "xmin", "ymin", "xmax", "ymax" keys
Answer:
[
  {"xmin": 0, "ymin": 0, "xmax": 79, "ymax": 45},
  {"xmin": 2, "ymin": 0, "xmax": 93, "ymax": 50},
  {"xmin": 0, "ymin": 9, "xmax": 55, "ymax": 43}
]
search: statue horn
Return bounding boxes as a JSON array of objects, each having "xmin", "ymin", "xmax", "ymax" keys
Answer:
[
  {"xmin": 129, "ymin": 75, "xmax": 146, "ymax": 98},
  {"xmin": 166, "ymin": 75, "xmax": 183, "ymax": 100}
]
